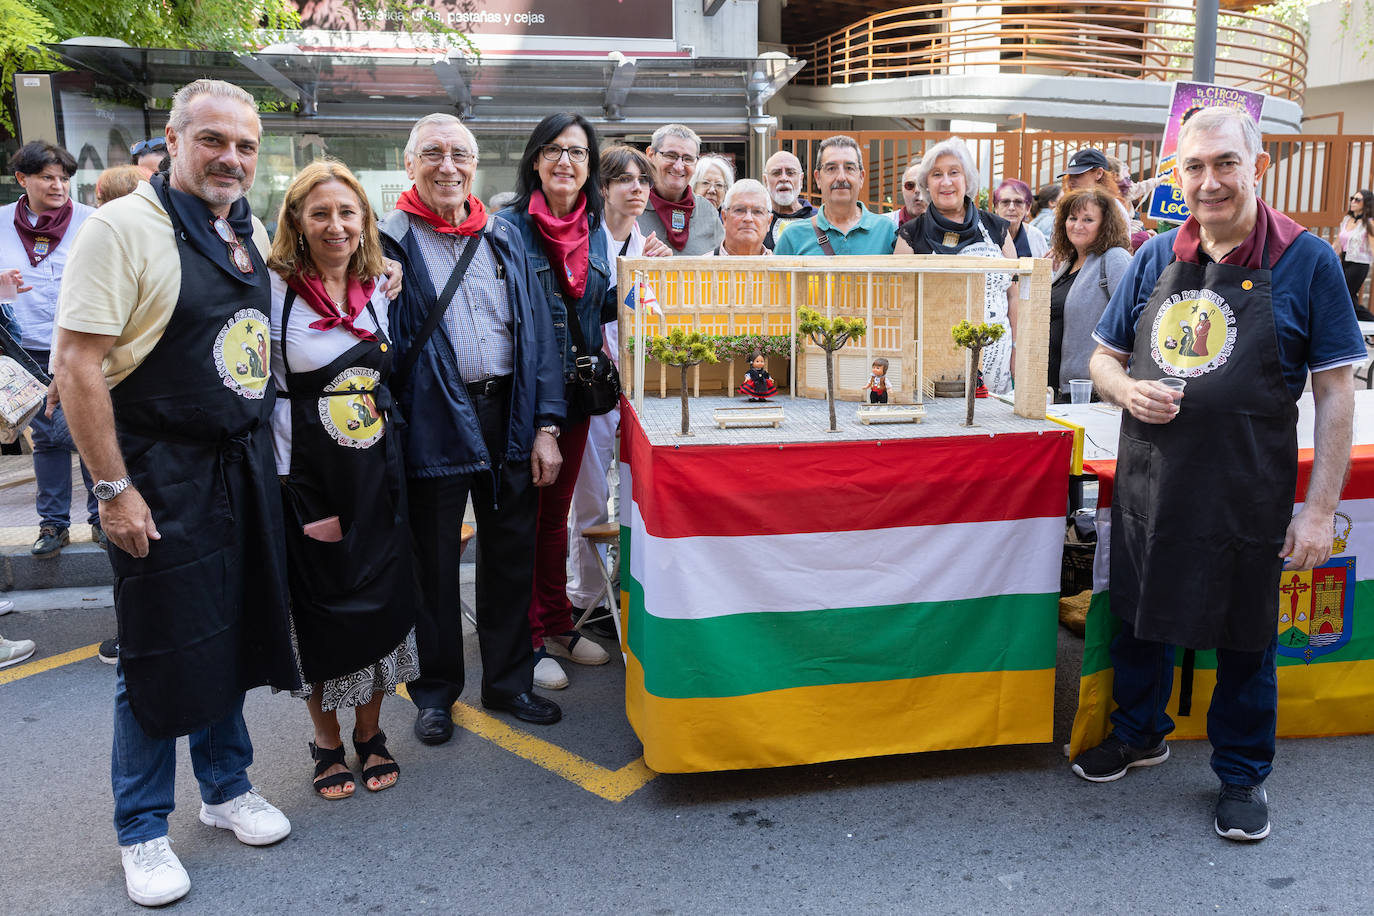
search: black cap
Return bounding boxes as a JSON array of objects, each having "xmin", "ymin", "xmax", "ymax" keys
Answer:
[{"xmin": 1056, "ymin": 148, "xmax": 1109, "ymax": 179}]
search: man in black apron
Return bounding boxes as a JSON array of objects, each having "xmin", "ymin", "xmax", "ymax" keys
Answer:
[
  {"xmin": 51, "ymin": 80, "xmax": 299, "ymax": 907},
  {"xmin": 1075, "ymin": 107, "xmax": 1365, "ymax": 842}
]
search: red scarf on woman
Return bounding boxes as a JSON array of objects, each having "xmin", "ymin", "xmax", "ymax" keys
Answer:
[
  {"xmin": 528, "ymin": 190, "xmax": 589, "ymax": 300},
  {"xmin": 285, "ymin": 271, "xmax": 378, "ymax": 341},
  {"xmin": 13, "ymin": 196, "xmax": 73, "ymax": 266},
  {"xmin": 396, "ymin": 187, "xmax": 487, "ymax": 236},
  {"xmin": 1172, "ymin": 198, "xmax": 1305, "ymax": 268},
  {"xmin": 648, "ymin": 188, "xmax": 695, "ymax": 251}
]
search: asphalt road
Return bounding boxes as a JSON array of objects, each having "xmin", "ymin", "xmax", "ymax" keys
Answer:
[{"xmin": 4, "ymin": 579, "xmax": 1374, "ymax": 915}]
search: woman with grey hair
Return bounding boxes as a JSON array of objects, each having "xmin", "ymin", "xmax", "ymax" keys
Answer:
[
  {"xmin": 894, "ymin": 136, "xmax": 1019, "ymax": 395},
  {"xmin": 692, "ymin": 154, "xmax": 735, "ymax": 213}
]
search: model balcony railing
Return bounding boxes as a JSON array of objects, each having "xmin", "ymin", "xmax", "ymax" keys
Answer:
[{"xmin": 789, "ymin": 1, "xmax": 1307, "ymax": 103}]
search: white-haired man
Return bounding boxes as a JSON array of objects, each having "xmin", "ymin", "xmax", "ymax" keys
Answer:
[
  {"xmin": 762, "ymin": 149, "xmax": 815, "ymax": 250},
  {"xmin": 774, "ymin": 135, "xmax": 895, "ymax": 256},
  {"xmin": 637, "ymin": 123, "xmax": 724, "ymax": 255},
  {"xmin": 1078, "ymin": 106, "xmax": 1365, "ymax": 842},
  {"xmin": 379, "ymin": 113, "xmax": 565, "ymax": 747},
  {"xmin": 53, "ymin": 78, "xmax": 299, "ymax": 907},
  {"xmin": 716, "ymin": 179, "xmax": 772, "ymax": 256}
]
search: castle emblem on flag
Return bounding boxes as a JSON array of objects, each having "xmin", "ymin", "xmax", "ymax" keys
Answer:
[
  {"xmin": 1277, "ymin": 556, "xmax": 1355, "ymax": 663},
  {"xmin": 1333, "ymin": 511, "xmax": 1352, "ymax": 554}
]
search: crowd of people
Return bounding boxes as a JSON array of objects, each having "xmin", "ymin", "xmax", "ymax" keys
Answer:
[{"xmin": 0, "ymin": 77, "xmax": 1369, "ymax": 905}]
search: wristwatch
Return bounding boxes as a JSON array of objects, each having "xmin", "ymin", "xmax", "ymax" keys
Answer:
[
  {"xmin": 93, "ymin": 476, "xmax": 133, "ymax": 501},
  {"xmin": 538, "ymin": 424, "xmax": 561, "ymax": 439}
]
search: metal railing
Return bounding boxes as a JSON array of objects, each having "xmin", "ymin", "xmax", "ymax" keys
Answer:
[{"xmin": 790, "ymin": 1, "xmax": 1307, "ymax": 104}]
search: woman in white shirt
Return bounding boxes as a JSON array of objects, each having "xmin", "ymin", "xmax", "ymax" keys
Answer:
[{"xmin": 1335, "ymin": 189, "xmax": 1374, "ymax": 320}]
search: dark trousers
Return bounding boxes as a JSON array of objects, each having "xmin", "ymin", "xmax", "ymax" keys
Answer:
[
  {"xmin": 1109, "ymin": 617, "xmax": 1278, "ymax": 785},
  {"xmin": 405, "ymin": 392, "xmax": 537, "ymax": 710},
  {"xmin": 1342, "ymin": 257, "xmax": 1372, "ymax": 321}
]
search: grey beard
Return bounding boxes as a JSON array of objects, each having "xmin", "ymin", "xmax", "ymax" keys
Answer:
[{"xmin": 771, "ymin": 189, "xmax": 798, "ymax": 209}]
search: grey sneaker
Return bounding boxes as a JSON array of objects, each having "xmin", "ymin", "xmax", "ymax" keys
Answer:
[
  {"xmin": 0, "ymin": 634, "xmax": 36, "ymax": 669},
  {"xmin": 1215, "ymin": 783, "xmax": 1270, "ymax": 841},
  {"xmin": 31, "ymin": 524, "xmax": 69, "ymax": 558},
  {"xmin": 1070, "ymin": 733, "xmax": 1170, "ymax": 782}
]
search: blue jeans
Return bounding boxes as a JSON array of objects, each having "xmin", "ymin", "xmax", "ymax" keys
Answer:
[
  {"xmin": 111, "ymin": 664, "xmax": 254, "ymax": 845},
  {"xmin": 25, "ymin": 349, "xmax": 98, "ymax": 529},
  {"xmin": 1109, "ymin": 618, "xmax": 1278, "ymax": 785}
]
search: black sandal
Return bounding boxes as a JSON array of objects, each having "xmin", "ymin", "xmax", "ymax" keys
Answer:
[
  {"xmin": 309, "ymin": 741, "xmax": 355, "ymax": 799},
  {"xmin": 353, "ymin": 730, "xmax": 400, "ymax": 792}
]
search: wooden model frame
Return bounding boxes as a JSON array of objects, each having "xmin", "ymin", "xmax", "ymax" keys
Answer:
[{"xmin": 617, "ymin": 255, "xmax": 1053, "ymax": 420}]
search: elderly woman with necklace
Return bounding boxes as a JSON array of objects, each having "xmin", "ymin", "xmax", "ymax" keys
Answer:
[
  {"xmin": 894, "ymin": 137, "xmax": 1020, "ymax": 394},
  {"xmin": 267, "ymin": 160, "xmax": 417, "ymax": 799}
]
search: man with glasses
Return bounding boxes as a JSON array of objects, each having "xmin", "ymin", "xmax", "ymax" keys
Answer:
[
  {"xmin": 715, "ymin": 180, "xmax": 772, "ymax": 257},
  {"xmin": 762, "ymin": 150, "xmax": 815, "ymax": 250},
  {"xmin": 130, "ymin": 138, "xmax": 168, "ymax": 178},
  {"xmin": 379, "ymin": 113, "xmax": 565, "ymax": 746},
  {"xmin": 637, "ymin": 123, "xmax": 724, "ymax": 255},
  {"xmin": 774, "ymin": 135, "xmax": 896, "ymax": 256}
]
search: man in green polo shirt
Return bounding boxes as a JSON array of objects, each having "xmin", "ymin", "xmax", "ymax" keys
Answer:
[{"xmin": 774, "ymin": 135, "xmax": 896, "ymax": 256}]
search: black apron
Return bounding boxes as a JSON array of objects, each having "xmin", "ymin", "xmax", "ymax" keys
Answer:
[
  {"xmin": 278, "ymin": 289, "xmax": 415, "ymax": 684},
  {"xmin": 110, "ymin": 177, "xmax": 298, "ymax": 739},
  {"xmin": 1110, "ymin": 243, "xmax": 1297, "ymax": 652}
]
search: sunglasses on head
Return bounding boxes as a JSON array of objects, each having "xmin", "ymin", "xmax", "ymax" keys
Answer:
[{"xmin": 130, "ymin": 138, "xmax": 167, "ymax": 158}]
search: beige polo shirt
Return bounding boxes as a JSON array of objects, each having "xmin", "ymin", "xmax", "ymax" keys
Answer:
[{"xmin": 57, "ymin": 182, "xmax": 271, "ymax": 387}]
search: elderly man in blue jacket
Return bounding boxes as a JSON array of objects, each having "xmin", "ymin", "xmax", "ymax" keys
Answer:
[{"xmin": 381, "ymin": 113, "xmax": 566, "ymax": 744}]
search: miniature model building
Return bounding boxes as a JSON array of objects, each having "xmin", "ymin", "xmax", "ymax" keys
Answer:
[{"xmin": 617, "ymin": 255, "xmax": 1051, "ymax": 420}]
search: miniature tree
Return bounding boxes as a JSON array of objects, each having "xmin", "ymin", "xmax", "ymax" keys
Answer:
[
  {"xmin": 647, "ymin": 328, "xmax": 719, "ymax": 435},
  {"xmin": 797, "ymin": 306, "xmax": 867, "ymax": 432},
  {"xmin": 950, "ymin": 320, "xmax": 1007, "ymax": 427}
]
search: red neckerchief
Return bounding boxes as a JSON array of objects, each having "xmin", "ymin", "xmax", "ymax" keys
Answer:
[
  {"xmin": 1172, "ymin": 198, "xmax": 1305, "ymax": 268},
  {"xmin": 528, "ymin": 190, "xmax": 589, "ymax": 300},
  {"xmin": 13, "ymin": 196, "xmax": 73, "ymax": 266},
  {"xmin": 285, "ymin": 270, "xmax": 378, "ymax": 342},
  {"xmin": 898, "ymin": 205, "xmax": 921, "ymax": 225},
  {"xmin": 648, "ymin": 188, "xmax": 695, "ymax": 251},
  {"xmin": 397, "ymin": 187, "xmax": 487, "ymax": 236}
]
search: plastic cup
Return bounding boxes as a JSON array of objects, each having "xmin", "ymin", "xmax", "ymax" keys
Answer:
[
  {"xmin": 1158, "ymin": 377, "xmax": 1186, "ymax": 395},
  {"xmin": 1068, "ymin": 378, "xmax": 1092, "ymax": 404},
  {"xmin": 0, "ymin": 274, "xmax": 16, "ymax": 302}
]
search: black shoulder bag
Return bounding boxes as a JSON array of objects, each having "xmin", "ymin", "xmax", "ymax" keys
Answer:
[{"xmin": 564, "ymin": 299, "xmax": 621, "ymax": 417}]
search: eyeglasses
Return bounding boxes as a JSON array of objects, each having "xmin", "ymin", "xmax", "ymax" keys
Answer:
[
  {"xmin": 212, "ymin": 218, "xmax": 255, "ymax": 275},
  {"xmin": 130, "ymin": 138, "xmax": 166, "ymax": 158},
  {"xmin": 726, "ymin": 206, "xmax": 769, "ymax": 218},
  {"xmin": 767, "ymin": 168, "xmax": 801, "ymax": 178},
  {"xmin": 654, "ymin": 151, "xmax": 698, "ymax": 167},
  {"xmin": 697, "ymin": 180, "xmax": 727, "ymax": 191},
  {"xmin": 996, "ymin": 198, "xmax": 1029, "ymax": 207},
  {"xmin": 539, "ymin": 144, "xmax": 589, "ymax": 163},
  {"xmin": 418, "ymin": 148, "xmax": 477, "ymax": 167},
  {"xmin": 820, "ymin": 162, "xmax": 862, "ymax": 175},
  {"xmin": 611, "ymin": 174, "xmax": 652, "ymax": 188}
]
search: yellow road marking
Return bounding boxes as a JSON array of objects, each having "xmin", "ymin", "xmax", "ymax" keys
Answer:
[
  {"xmin": 0, "ymin": 643, "xmax": 98, "ymax": 685},
  {"xmin": 398, "ymin": 685, "xmax": 655, "ymax": 802}
]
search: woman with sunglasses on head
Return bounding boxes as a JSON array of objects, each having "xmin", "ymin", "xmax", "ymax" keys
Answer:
[
  {"xmin": 497, "ymin": 113, "xmax": 618, "ymax": 691},
  {"xmin": 992, "ymin": 178, "xmax": 1048, "ymax": 259},
  {"xmin": 885, "ymin": 158, "xmax": 926, "ymax": 228},
  {"xmin": 1335, "ymin": 189, "xmax": 1374, "ymax": 320}
]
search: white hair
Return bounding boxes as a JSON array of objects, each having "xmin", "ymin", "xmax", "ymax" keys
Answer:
[
  {"xmin": 916, "ymin": 137, "xmax": 981, "ymax": 198},
  {"xmin": 1178, "ymin": 106, "xmax": 1263, "ymax": 162},
  {"xmin": 693, "ymin": 154, "xmax": 735, "ymax": 190},
  {"xmin": 405, "ymin": 113, "xmax": 480, "ymax": 160},
  {"xmin": 722, "ymin": 178, "xmax": 768, "ymax": 210},
  {"xmin": 650, "ymin": 123, "xmax": 701, "ymax": 154},
  {"xmin": 168, "ymin": 79, "xmax": 260, "ymax": 136}
]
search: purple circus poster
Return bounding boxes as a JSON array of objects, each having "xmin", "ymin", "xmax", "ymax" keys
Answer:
[{"xmin": 1148, "ymin": 81, "xmax": 1266, "ymax": 223}]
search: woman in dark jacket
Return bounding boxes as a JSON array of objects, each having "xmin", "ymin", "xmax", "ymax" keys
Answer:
[{"xmin": 496, "ymin": 112, "xmax": 615, "ymax": 691}]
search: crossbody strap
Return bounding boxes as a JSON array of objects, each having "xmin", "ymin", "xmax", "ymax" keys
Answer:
[
  {"xmin": 397, "ymin": 232, "xmax": 482, "ymax": 381},
  {"xmin": 811, "ymin": 217, "xmax": 837, "ymax": 257}
]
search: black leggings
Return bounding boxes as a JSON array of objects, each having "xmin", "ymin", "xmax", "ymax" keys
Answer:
[{"xmin": 1343, "ymin": 255, "xmax": 1372, "ymax": 322}]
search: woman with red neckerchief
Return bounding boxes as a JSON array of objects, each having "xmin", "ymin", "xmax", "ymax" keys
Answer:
[{"xmin": 496, "ymin": 113, "xmax": 616, "ymax": 692}]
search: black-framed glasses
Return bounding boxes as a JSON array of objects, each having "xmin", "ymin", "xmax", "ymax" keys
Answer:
[
  {"xmin": 212, "ymin": 218, "xmax": 255, "ymax": 275},
  {"xmin": 611, "ymin": 174, "xmax": 652, "ymax": 188},
  {"xmin": 418, "ymin": 148, "xmax": 477, "ymax": 167},
  {"xmin": 130, "ymin": 138, "xmax": 166, "ymax": 158},
  {"xmin": 655, "ymin": 151, "xmax": 698, "ymax": 166},
  {"xmin": 539, "ymin": 144, "xmax": 589, "ymax": 163}
]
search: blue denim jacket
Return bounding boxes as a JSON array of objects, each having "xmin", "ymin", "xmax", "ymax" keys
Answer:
[{"xmin": 495, "ymin": 207, "xmax": 614, "ymax": 403}]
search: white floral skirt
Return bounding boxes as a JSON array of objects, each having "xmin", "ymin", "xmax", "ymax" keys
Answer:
[{"xmin": 286, "ymin": 615, "xmax": 419, "ymax": 712}]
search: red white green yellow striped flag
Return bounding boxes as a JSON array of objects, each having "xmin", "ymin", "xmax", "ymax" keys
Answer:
[{"xmin": 619, "ymin": 403, "xmax": 1074, "ymax": 773}]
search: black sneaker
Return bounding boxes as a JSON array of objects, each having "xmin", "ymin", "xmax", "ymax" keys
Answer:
[
  {"xmin": 97, "ymin": 637, "xmax": 119, "ymax": 665},
  {"xmin": 91, "ymin": 521, "xmax": 109, "ymax": 550},
  {"xmin": 31, "ymin": 525, "xmax": 70, "ymax": 558},
  {"xmin": 1070, "ymin": 733, "xmax": 1170, "ymax": 782},
  {"xmin": 1215, "ymin": 783, "xmax": 1270, "ymax": 841}
]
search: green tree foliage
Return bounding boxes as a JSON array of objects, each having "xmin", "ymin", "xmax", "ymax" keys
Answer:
[
  {"xmin": 797, "ymin": 306, "xmax": 866, "ymax": 432},
  {"xmin": 950, "ymin": 320, "xmax": 1006, "ymax": 426},
  {"xmin": 647, "ymin": 328, "xmax": 718, "ymax": 436}
]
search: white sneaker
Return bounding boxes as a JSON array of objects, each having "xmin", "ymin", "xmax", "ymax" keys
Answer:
[
  {"xmin": 0, "ymin": 598, "xmax": 14, "ymax": 615},
  {"xmin": 547, "ymin": 632, "xmax": 610, "ymax": 666},
  {"xmin": 534, "ymin": 651, "xmax": 569, "ymax": 690},
  {"xmin": 121, "ymin": 836, "xmax": 190, "ymax": 907},
  {"xmin": 199, "ymin": 789, "xmax": 290, "ymax": 846},
  {"xmin": 0, "ymin": 634, "xmax": 35, "ymax": 669}
]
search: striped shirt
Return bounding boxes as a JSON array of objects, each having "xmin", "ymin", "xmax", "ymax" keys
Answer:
[{"xmin": 410, "ymin": 217, "xmax": 514, "ymax": 382}]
